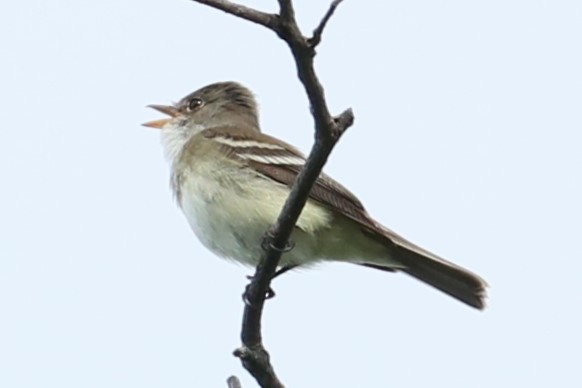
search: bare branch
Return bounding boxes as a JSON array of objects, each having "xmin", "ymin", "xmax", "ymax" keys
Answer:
[
  {"xmin": 233, "ymin": 346, "xmax": 284, "ymax": 388},
  {"xmin": 334, "ymin": 108, "xmax": 355, "ymax": 131},
  {"xmin": 227, "ymin": 376, "xmax": 243, "ymax": 388},
  {"xmin": 191, "ymin": 0, "xmax": 278, "ymax": 29},
  {"xmin": 190, "ymin": 1, "xmax": 351, "ymax": 387},
  {"xmin": 277, "ymin": 0, "xmax": 295, "ymax": 21},
  {"xmin": 309, "ymin": 0, "xmax": 344, "ymax": 48}
]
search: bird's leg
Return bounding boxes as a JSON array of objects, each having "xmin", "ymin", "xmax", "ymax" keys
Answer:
[
  {"xmin": 243, "ymin": 265, "xmax": 297, "ymax": 305},
  {"xmin": 272, "ymin": 264, "xmax": 298, "ymax": 279},
  {"xmin": 242, "ymin": 234, "xmax": 298, "ymax": 306}
]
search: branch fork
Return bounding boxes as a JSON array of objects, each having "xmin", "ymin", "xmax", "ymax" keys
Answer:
[{"xmin": 190, "ymin": 1, "xmax": 353, "ymax": 387}]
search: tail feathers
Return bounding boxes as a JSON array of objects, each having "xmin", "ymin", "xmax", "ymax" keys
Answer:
[
  {"xmin": 396, "ymin": 245, "xmax": 487, "ymax": 309},
  {"xmin": 363, "ymin": 246, "xmax": 487, "ymax": 310},
  {"xmin": 361, "ymin": 223, "xmax": 488, "ymax": 309}
]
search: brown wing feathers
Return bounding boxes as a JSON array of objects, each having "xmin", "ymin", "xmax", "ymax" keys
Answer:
[{"xmin": 202, "ymin": 126, "xmax": 487, "ymax": 309}]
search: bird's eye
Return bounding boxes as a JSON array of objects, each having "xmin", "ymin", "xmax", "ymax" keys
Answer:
[{"xmin": 188, "ymin": 97, "xmax": 204, "ymax": 111}]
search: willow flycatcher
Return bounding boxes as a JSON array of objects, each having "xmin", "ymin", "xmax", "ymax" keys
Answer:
[{"xmin": 143, "ymin": 81, "xmax": 487, "ymax": 309}]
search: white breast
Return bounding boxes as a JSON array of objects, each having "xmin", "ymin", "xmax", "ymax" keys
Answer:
[{"xmin": 175, "ymin": 158, "xmax": 333, "ymax": 266}]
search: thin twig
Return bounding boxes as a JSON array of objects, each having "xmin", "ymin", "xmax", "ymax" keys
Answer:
[
  {"xmin": 191, "ymin": 0, "xmax": 278, "ymax": 29},
  {"xmin": 309, "ymin": 0, "xmax": 344, "ymax": 48},
  {"xmin": 190, "ymin": 1, "xmax": 351, "ymax": 387},
  {"xmin": 277, "ymin": 0, "xmax": 295, "ymax": 22}
]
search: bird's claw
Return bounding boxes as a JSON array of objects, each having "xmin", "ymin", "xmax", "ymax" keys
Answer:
[
  {"xmin": 261, "ymin": 234, "xmax": 295, "ymax": 253},
  {"xmin": 242, "ymin": 280, "xmax": 276, "ymax": 307}
]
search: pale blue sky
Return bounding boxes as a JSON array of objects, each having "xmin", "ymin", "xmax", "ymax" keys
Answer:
[{"xmin": 1, "ymin": 1, "xmax": 581, "ymax": 387}]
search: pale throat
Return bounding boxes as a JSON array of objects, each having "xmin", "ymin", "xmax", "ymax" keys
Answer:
[{"xmin": 160, "ymin": 123, "xmax": 205, "ymax": 164}]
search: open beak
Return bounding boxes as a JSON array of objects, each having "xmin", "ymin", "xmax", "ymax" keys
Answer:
[{"xmin": 142, "ymin": 104, "xmax": 179, "ymax": 129}]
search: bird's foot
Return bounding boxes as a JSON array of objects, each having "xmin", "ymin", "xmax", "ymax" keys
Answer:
[
  {"xmin": 260, "ymin": 234, "xmax": 295, "ymax": 253},
  {"xmin": 242, "ymin": 265, "xmax": 298, "ymax": 306}
]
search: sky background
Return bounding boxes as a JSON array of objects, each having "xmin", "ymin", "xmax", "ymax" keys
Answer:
[{"xmin": 1, "ymin": 0, "xmax": 581, "ymax": 387}]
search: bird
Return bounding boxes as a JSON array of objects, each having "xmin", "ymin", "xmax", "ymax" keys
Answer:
[{"xmin": 143, "ymin": 81, "xmax": 487, "ymax": 309}]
